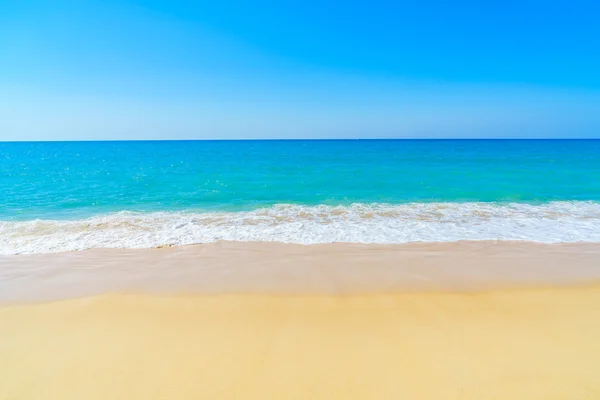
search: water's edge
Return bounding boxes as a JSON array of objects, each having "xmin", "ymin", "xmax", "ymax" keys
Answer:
[{"xmin": 3, "ymin": 201, "xmax": 600, "ymax": 255}]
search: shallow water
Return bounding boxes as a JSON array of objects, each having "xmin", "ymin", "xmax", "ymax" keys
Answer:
[{"xmin": 2, "ymin": 140, "xmax": 600, "ymax": 253}]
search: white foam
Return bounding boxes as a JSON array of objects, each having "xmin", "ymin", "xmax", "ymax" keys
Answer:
[{"xmin": 2, "ymin": 202, "xmax": 600, "ymax": 255}]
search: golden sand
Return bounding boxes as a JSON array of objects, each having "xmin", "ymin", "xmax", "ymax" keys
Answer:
[{"xmin": 2, "ymin": 286, "xmax": 600, "ymax": 399}]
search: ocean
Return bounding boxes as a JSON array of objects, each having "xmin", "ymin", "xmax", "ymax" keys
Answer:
[{"xmin": 2, "ymin": 139, "xmax": 600, "ymax": 254}]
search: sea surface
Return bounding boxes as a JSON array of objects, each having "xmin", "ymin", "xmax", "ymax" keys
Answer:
[{"xmin": 2, "ymin": 139, "xmax": 600, "ymax": 254}]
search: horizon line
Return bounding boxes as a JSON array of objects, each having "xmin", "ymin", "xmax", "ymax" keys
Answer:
[{"xmin": 1, "ymin": 137, "xmax": 599, "ymax": 143}]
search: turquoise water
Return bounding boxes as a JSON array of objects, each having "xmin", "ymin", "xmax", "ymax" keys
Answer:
[
  {"xmin": 2, "ymin": 140, "xmax": 600, "ymax": 219},
  {"xmin": 2, "ymin": 140, "xmax": 600, "ymax": 253}
]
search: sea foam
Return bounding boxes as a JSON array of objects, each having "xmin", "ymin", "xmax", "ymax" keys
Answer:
[{"xmin": 2, "ymin": 202, "xmax": 600, "ymax": 255}]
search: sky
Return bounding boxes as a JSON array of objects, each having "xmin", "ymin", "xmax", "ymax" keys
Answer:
[{"xmin": 1, "ymin": 0, "xmax": 600, "ymax": 140}]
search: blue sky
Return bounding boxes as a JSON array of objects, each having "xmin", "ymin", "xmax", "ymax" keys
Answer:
[{"xmin": 1, "ymin": 0, "xmax": 599, "ymax": 140}]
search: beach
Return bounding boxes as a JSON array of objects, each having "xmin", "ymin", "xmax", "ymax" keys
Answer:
[
  {"xmin": 2, "ymin": 242, "xmax": 600, "ymax": 399},
  {"xmin": 4, "ymin": 0, "xmax": 600, "ymax": 395},
  {"xmin": 3, "ymin": 140, "xmax": 600, "ymax": 398}
]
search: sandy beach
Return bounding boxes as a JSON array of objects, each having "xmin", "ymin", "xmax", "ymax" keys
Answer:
[
  {"xmin": 1, "ymin": 242, "xmax": 600, "ymax": 399},
  {"xmin": 4, "ymin": 0, "xmax": 600, "ymax": 396}
]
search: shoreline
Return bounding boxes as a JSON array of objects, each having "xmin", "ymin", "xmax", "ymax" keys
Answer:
[
  {"xmin": 2, "ymin": 241, "xmax": 600, "ymax": 303},
  {"xmin": 4, "ymin": 200, "xmax": 600, "ymax": 254}
]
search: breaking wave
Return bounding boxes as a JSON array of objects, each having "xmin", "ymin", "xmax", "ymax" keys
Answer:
[{"xmin": 2, "ymin": 202, "xmax": 600, "ymax": 254}]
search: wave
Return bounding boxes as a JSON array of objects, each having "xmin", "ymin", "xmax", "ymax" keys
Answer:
[{"xmin": 2, "ymin": 202, "xmax": 600, "ymax": 254}]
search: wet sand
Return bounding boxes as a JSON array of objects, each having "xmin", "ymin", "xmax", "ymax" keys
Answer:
[
  {"xmin": 2, "ymin": 241, "xmax": 600, "ymax": 302},
  {"xmin": 1, "ymin": 242, "xmax": 600, "ymax": 399}
]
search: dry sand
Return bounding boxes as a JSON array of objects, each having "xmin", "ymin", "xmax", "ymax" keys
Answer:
[{"xmin": 1, "ymin": 242, "xmax": 600, "ymax": 399}]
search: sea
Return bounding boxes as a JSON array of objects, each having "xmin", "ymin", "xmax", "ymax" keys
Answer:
[{"xmin": 2, "ymin": 139, "xmax": 600, "ymax": 255}]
